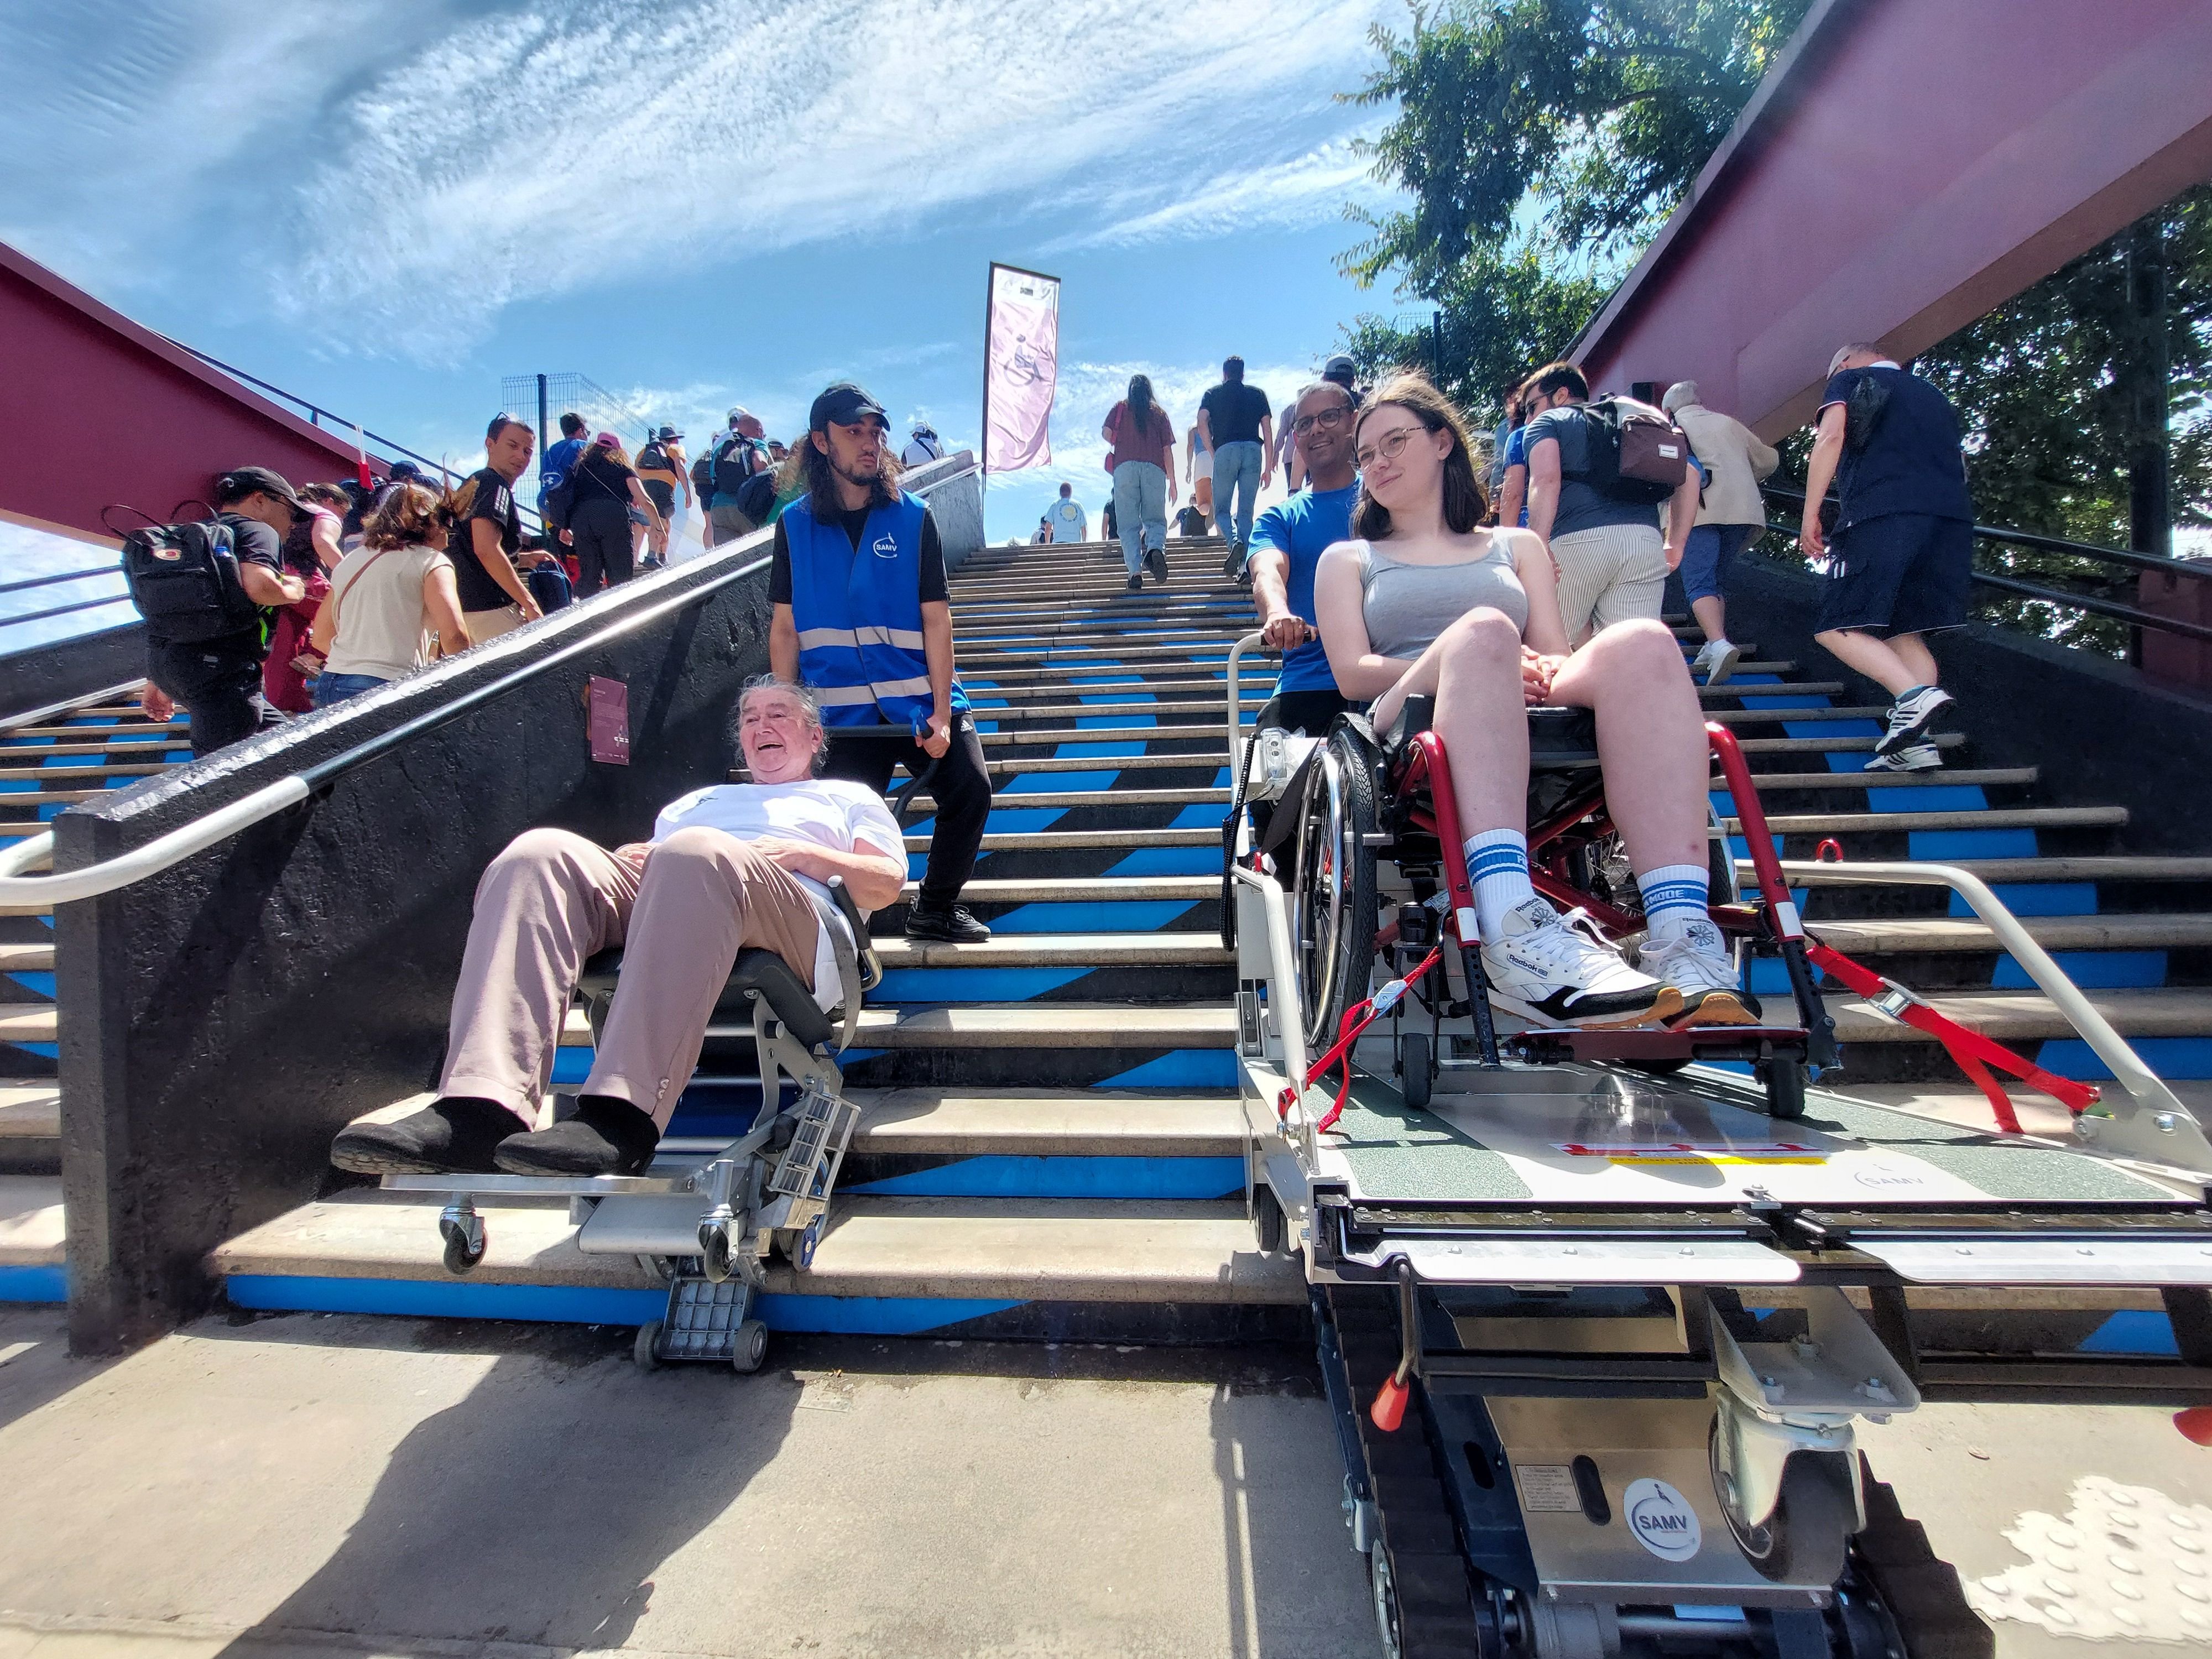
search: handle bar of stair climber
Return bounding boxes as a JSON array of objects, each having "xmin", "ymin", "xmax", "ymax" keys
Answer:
[
  {"xmin": 1225, "ymin": 631, "xmax": 1274, "ymax": 770},
  {"xmin": 1768, "ymin": 856, "xmax": 2212, "ymax": 1174},
  {"xmin": 1229, "ymin": 862, "xmax": 1318, "ymax": 1161},
  {"xmin": 0, "ymin": 466, "xmax": 985, "ymax": 909}
]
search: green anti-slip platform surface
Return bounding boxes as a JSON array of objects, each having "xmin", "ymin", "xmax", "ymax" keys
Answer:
[{"xmin": 1322, "ymin": 1068, "xmax": 2173, "ymax": 1208}]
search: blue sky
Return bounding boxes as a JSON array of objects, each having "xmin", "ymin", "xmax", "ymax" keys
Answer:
[{"xmin": 1, "ymin": 0, "xmax": 1413, "ymax": 560}]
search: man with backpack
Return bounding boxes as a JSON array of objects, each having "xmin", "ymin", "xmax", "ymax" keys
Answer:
[
  {"xmin": 705, "ymin": 407, "xmax": 773, "ymax": 547},
  {"xmin": 538, "ymin": 413, "xmax": 588, "ymax": 526},
  {"xmin": 132, "ymin": 467, "xmax": 307, "ymax": 757},
  {"xmin": 635, "ymin": 425, "xmax": 690, "ymax": 565},
  {"xmin": 1523, "ymin": 362, "xmax": 1700, "ymax": 644}
]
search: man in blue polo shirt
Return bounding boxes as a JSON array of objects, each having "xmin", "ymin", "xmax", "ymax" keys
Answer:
[
  {"xmin": 1247, "ymin": 380, "xmax": 1360, "ymax": 733},
  {"xmin": 1801, "ymin": 342, "xmax": 1976, "ymax": 771}
]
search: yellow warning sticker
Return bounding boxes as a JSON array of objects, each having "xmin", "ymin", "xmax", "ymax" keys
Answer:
[{"xmin": 1554, "ymin": 1141, "xmax": 1828, "ymax": 1166}]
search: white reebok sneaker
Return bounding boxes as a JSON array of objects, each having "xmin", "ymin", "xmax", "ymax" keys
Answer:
[
  {"xmin": 1480, "ymin": 898, "xmax": 1680, "ymax": 1028},
  {"xmin": 1639, "ymin": 921, "xmax": 1763, "ymax": 1027}
]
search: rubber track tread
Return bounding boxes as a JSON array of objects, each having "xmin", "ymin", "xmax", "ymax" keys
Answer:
[
  {"xmin": 1853, "ymin": 1463, "xmax": 1994, "ymax": 1659},
  {"xmin": 1323, "ymin": 1284, "xmax": 1481, "ymax": 1658}
]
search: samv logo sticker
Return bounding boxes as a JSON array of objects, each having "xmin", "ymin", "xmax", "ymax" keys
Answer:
[
  {"xmin": 872, "ymin": 534, "xmax": 900, "ymax": 559},
  {"xmin": 1623, "ymin": 1478, "xmax": 1702, "ymax": 1562}
]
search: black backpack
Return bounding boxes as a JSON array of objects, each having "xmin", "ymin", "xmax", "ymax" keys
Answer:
[
  {"xmin": 116, "ymin": 513, "xmax": 261, "ymax": 643},
  {"xmin": 712, "ymin": 434, "xmax": 764, "ymax": 497},
  {"xmin": 690, "ymin": 451, "xmax": 716, "ymax": 504},
  {"xmin": 733, "ymin": 467, "xmax": 779, "ymax": 526},
  {"xmin": 637, "ymin": 441, "xmax": 669, "ymax": 474},
  {"xmin": 1567, "ymin": 399, "xmax": 1688, "ymax": 507}
]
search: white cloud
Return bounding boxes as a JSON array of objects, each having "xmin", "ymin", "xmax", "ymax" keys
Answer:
[
  {"xmin": 1047, "ymin": 132, "xmax": 1395, "ymax": 252},
  {"xmin": 275, "ymin": 0, "xmax": 1396, "ymax": 348}
]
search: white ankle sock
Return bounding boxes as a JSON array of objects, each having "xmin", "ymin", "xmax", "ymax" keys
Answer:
[
  {"xmin": 1463, "ymin": 829, "xmax": 1536, "ymax": 943},
  {"xmin": 1637, "ymin": 863, "xmax": 1710, "ymax": 945}
]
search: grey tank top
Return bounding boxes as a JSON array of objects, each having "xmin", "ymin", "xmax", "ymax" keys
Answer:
[{"xmin": 1355, "ymin": 534, "xmax": 1530, "ymax": 660}]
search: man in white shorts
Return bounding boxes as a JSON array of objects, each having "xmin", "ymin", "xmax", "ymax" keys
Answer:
[{"xmin": 330, "ymin": 678, "xmax": 906, "ymax": 1179}]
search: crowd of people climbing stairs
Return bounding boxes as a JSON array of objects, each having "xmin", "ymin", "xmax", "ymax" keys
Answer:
[{"xmin": 118, "ymin": 337, "xmax": 1979, "ymax": 1168}]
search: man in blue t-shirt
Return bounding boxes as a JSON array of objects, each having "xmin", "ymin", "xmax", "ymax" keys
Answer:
[
  {"xmin": 538, "ymin": 412, "xmax": 588, "ymax": 519},
  {"xmin": 1248, "ymin": 380, "xmax": 1361, "ymax": 734},
  {"xmin": 1801, "ymin": 342, "xmax": 1976, "ymax": 772}
]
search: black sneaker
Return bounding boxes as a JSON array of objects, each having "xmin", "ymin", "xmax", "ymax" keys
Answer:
[
  {"xmin": 1146, "ymin": 546, "xmax": 1170, "ymax": 585},
  {"xmin": 331, "ymin": 1098, "xmax": 523, "ymax": 1175},
  {"xmin": 1221, "ymin": 545, "xmax": 1243, "ymax": 578},
  {"xmin": 1125, "ymin": 572, "xmax": 1142, "ymax": 592},
  {"xmin": 492, "ymin": 1095, "xmax": 659, "ymax": 1176},
  {"xmin": 905, "ymin": 901, "xmax": 992, "ymax": 943}
]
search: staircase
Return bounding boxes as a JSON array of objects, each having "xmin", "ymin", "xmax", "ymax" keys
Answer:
[
  {"xmin": 0, "ymin": 684, "xmax": 195, "ymax": 1299},
  {"xmin": 7, "ymin": 538, "xmax": 2212, "ymax": 1329}
]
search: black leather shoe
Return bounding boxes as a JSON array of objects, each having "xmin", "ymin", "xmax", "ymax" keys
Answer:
[
  {"xmin": 331, "ymin": 1098, "xmax": 523, "ymax": 1175},
  {"xmin": 493, "ymin": 1095, "xmax": 659, "ymax": 1176},
  {"xmin": 1125, "ymin": 573, "xmax": 1142, "ymax": 592},
  {"xmin": 1145, "ymin": 547, "xmax": 1169, "ymax": 585},
  {"xmin": 905, "ymin": 902, "xmax": 992, "ymax": 943}
]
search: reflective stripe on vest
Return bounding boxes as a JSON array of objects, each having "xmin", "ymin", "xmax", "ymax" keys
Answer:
[{"xmin": 785, "ymin": 492, "xmax": 967, "ymax": 728}]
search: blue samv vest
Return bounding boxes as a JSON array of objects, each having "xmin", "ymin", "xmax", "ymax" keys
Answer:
[{"xmin": 785, "ymin": 491, "xmax": 967, "ymax": 728}]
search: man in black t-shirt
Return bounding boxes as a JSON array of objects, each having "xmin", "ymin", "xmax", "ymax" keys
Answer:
[
  {"xmin": 1198, "ymin": 355, "xmax": 1276, "ymax": 577},
  {"xmin": 141, "ymin": 466, "xmax": 307, "ymax": 756},
  {"xmin": 1802, "ymin": 343, "xmax": 1976, "ymax": 772},
  {"xmin": 453, "ymin": 415, "xmax": 542, "ymax": 643}
]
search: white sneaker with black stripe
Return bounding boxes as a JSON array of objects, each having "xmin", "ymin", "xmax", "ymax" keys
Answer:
[
  {"xmin": 1480, "ymin": 898, "xmax": 1681, "ymax": 1028},
  {"xmin": 1874, "ymin": 685, "xmax": 1954, "ymax": 757},
  {"xmin": 1863, "ymin": 742, "xmax": 1942, "ymax": 773}
]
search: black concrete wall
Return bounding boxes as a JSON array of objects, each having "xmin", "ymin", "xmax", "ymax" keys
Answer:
[
  {"xmin": 1727, "ymin": 557, "xmax": 2212, "ymax": 853},
  {"xmin": 0, "ymin": 622, "xmax": 146, "ymax": 723},
  {"xmin": 56, "ymin": 534, "xmax": 781, "ymax": 1353}
]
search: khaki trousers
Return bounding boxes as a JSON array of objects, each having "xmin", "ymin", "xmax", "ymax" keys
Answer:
[
  {"xmin": 440, "ymin": 827, "xmax": 820, "ymax": 1131},
  {"xmin": 1550, "ymin": 521, "xmax": 1669, "ymax": 644},
  {"xmin": 463, "ymin": 606, "xmax": 525, "ymax": 644}
]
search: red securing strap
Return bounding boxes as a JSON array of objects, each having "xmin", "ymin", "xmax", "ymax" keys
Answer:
[{"xmin": 1277, "ymin": 945, "xmax": 1446, "ymax": 1133}]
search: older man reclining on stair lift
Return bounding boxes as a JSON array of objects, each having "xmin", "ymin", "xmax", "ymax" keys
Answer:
[{"xmin": 330, "ymin": 677, "xmax": 907, "ymax": 1180}]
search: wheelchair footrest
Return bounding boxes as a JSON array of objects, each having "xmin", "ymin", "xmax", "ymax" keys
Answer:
[
  {"xmin": 656, "ymin": 1270, "xmax": 755, "ymax": 1364},
  {"xmin": 1505, "ymin": 1025, "xmax": 1809, "ymax": 1067}
]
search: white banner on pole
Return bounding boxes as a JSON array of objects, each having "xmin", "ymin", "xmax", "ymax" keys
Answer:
[{"xmin": 983, "ymin": 264, "xmax": 1060, "ymax": 474}]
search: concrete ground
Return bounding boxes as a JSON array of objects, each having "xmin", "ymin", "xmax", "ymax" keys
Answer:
[{"xmin": 1, "ymin": 1307, "xmax": 2210, "ymax": 1657}]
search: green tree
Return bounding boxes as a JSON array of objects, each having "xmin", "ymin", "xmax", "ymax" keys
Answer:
[{"xmin": 1339, "ymin": 0, "xmax": 1811, "ymax": 420}]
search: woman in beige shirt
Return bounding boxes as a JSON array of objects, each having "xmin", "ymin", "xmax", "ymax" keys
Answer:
[{"xmin": 307, "ymin": 482, "xmax": 473, "ymax": 708}]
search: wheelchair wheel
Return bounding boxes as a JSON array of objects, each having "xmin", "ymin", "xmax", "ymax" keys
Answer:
[
  {"xmin": 1397, "ymin": 1032, "xmax": 1433, "ymax": 1111},
  {"xmin": 1292, "ymin": 730, "xmax": 1379, "ymax": 1054},
  {"xmin": 1759, "ymin": 1055, "xmax": 1808, "ymax": 1120}
]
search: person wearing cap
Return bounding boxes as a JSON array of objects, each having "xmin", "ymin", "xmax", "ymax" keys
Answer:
[
  {"xmin": 635, "ymin": 424, "xmax": 692, "ymax": 564},
  {"xmin": 139, "ymin": 466, "xmax": 308, "ymax": 755},
  {"xmin": 1285, "ymin": 356, "xmax": 1362, "ymax": 494},
  {"xmin": 451, "ymin": 415, "xmax": 543, "ymax": 643},
  {"xmin": 901, "ymin": 421, "xmax": 944, "ymax": 468},
  {"xmin": 707, "ymin": 408, "xmax": 771, "ymax": 548},
  {"xmin": 768, "ymin": 382, "xmax": 994, "ymax": 943}
]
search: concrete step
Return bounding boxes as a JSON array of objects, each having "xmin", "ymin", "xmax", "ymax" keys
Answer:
[
  {"xmin": 916, "ymin": 786, "xmax": 1228, "ymax": 813},
  {"xmin": 0, "ymin": 1083, "xmax": 60, "ymax": 1175},
  {"xmin": 1808, "ymin": 914, "xmax": 2212, "ymax": 953},
  {"xmin": 1, "ymin": 721, "xmax": 188, "ymax": 743},
  {"xmin": 902, "ymin": 827, "xmax": 1217, "ymax": 853},
  {"xmin": 1726, "ymin": 806, "xmax": 2125, "ymax": 835},
  {"xmin": 210, "ymin": 1188, "xmax": 1302, "ymax": 1307},
  {"xmin": 844, "ymin": 1088, "xmax": 1245, "ymax": 1157},
  {"xmin": 978, "ymin": 726, "xmax": 1225, "ymax": 752},
  {"xmin": 1735, "ymin": 733, "xmax": 1965, "ymax": 756},
  {"xmin": 983, "ymin": 752, "xmax": 1233, "ymax": 778},
  {"xmin": 1738, "ymin": 854, "xmax": 2212, "ymax": 886},
  {"xmin": 557, "ymin": 1000, "xmax": 1238, "ymax": 1050},
  {"xmin": 898, "ymin": 876, "xmax": 1215, "ymax": 905},
  {"xmin": 1730, "ymin": 766, "xmax": 2037, "ymax": 792},
  {"xmin": 0, "ymin": 1173, "xmax": 65, "ymax": 1279},
  {"xmin": 0, "ymin": 942, "xmax": 54, "ymax": 974},
  {"xmin": 0, "ymin": 763, "xmax": 171, "ymax": 783},
  {"xmin": 0, "ymin": 1008, "xmax": 57, "ymax": 1046},
  {"xmin": 1829, "ymin": 986, "xmax": 2212, "ymax": 1043},
  {"xmin": 972, "ymin": 696, "xmax": 1260, "ymax": 723},
  {"xmin": 874, "ymin": 932, "xmax": 1232, "ymax": 970}
]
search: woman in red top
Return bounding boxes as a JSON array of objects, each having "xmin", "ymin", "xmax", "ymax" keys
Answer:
[{"xmin": 1100, "ymin": 374, "xmax": 1178, "ymax": 592}]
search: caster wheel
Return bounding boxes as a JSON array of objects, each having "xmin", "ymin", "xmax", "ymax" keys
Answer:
[
  {"xmin": 1758, "ymin": 1056, "xmax": 1807, "ymax": 1120},
  {"xmin": 1369, "ymin": 1546, "xmax": 1405, "ymax": 1659},
  {"xmin": 439, "ymin": 1216, "xmax": 486, "ymax": 1275},
  {"xmin": 1253, "ymin": 1183, "xmax": 1286, "ymax": 1254},
  {"xmin": 731, "ymin": 1318, "xmax": 768, "ymax": 1374},
  {"xmin": 1712, "ymin": 1422, "xmax": 1856, "ymax": 1583},
  {"xmin": 1398, "ymin": 1032, "xmax": 1432, "ymax": 1111},
  {"xmin": 700, "ymin": 1223, "xmax": 733, "ymax": 1283},
  {"xmin": 633, "ymin": 1321, "xmax": 663, "ymax": 1371}
]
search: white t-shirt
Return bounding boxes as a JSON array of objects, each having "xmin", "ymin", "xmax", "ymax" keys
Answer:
[
  {"xmin": 651, "ymin": 779, "xmax": 904, "ymax": 1009},
  {"xmin": 1046, "ymin": 498, "xmax": 1086, "ymax": 542}
]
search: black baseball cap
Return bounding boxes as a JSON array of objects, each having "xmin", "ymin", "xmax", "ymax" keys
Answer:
[
  {"xmin": 809, "ymin": 381, "xmax": 888, "ymax": 433},
  {"xmin": 216, "ymin": 466, "xmax": 302, "ymax": 510}
]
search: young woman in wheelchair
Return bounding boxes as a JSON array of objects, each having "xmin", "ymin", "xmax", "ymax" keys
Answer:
[{"xmin": 1312, "ymin": 372, "xmax": 1756, "ymax": 1031}]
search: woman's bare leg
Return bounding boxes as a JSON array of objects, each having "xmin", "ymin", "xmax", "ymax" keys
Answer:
[
  {"xmin": 1375, "ymin": 608, "xmax": 1531, "ymax": 837},
  {"xmin": 1545, "ymin": 618, "xmax": 1706, "ymax": 876}
]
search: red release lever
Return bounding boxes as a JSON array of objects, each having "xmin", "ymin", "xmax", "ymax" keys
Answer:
[
  {"xmin": 2174, "ymin": 1407, "xmax": 2212, "ymax": 1446},
  {"xmin": 1370, "ymin": 1368, "xmax": 1410, "ymax": 1433}
]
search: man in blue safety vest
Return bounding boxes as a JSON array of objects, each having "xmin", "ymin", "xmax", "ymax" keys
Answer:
[{"xmin": 768, "ymin": 381, "xmax": 994, "ymax": 942}]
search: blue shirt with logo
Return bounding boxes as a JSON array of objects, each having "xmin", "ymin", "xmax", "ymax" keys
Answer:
[
  {"xmin": 1248, "ymin": 482, "xmax": 1357, "ymax": 694},
  {"xmin": 539, "ymin": 437, "xmax": 586, "ymax": 508}
]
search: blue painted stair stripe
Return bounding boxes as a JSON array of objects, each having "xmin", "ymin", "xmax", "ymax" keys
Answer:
[
  {"xmin": 1106, "ymin": 847, "xmax": 1220, "ymax": 876},
  {"xmin": 1908, "ymin": 830, "xmax": 2038, "ymax": 859},
  {"xmin": 1953, "ymin": 883, "xmax": 2097, "ymax": 917},
  {"xmin": 869, "ymin": 967, "xmax": 1090, "ymax": 1003},
  {"xmin": 2032, "ymin": 1037, "xmax": 2212, "ymax": 1081},
  {"xmin": 0, "ymin": 1265, "xmax": 65, "ymax": 1303},
  {"xmin": 989, "ymin": 900, "xmax": 1200, "ymax": 933},
  {"xmin": 847, "ymin": 1155, "xmax": 1241, "ymax": 1199},
  {"xmin": 1099, "ymin": 1050, "xmax": 1239, "ymax": 1088},
  {"xmin": 1992, "ymin": 951, "xmax": 2164, "ymax": 991}
]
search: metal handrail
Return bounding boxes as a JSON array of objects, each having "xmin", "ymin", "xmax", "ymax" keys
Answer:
[
  {"xmin": 0, "ymin": 461, "xmax": 979, "ymax": 906},
  {"xmin": 0, "ymin": 565, "xmax": 124, "ymax": 599},
  {"xmin": 1769, "ymin": 858, "xmax": 2210, "ymax": 1173}
]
